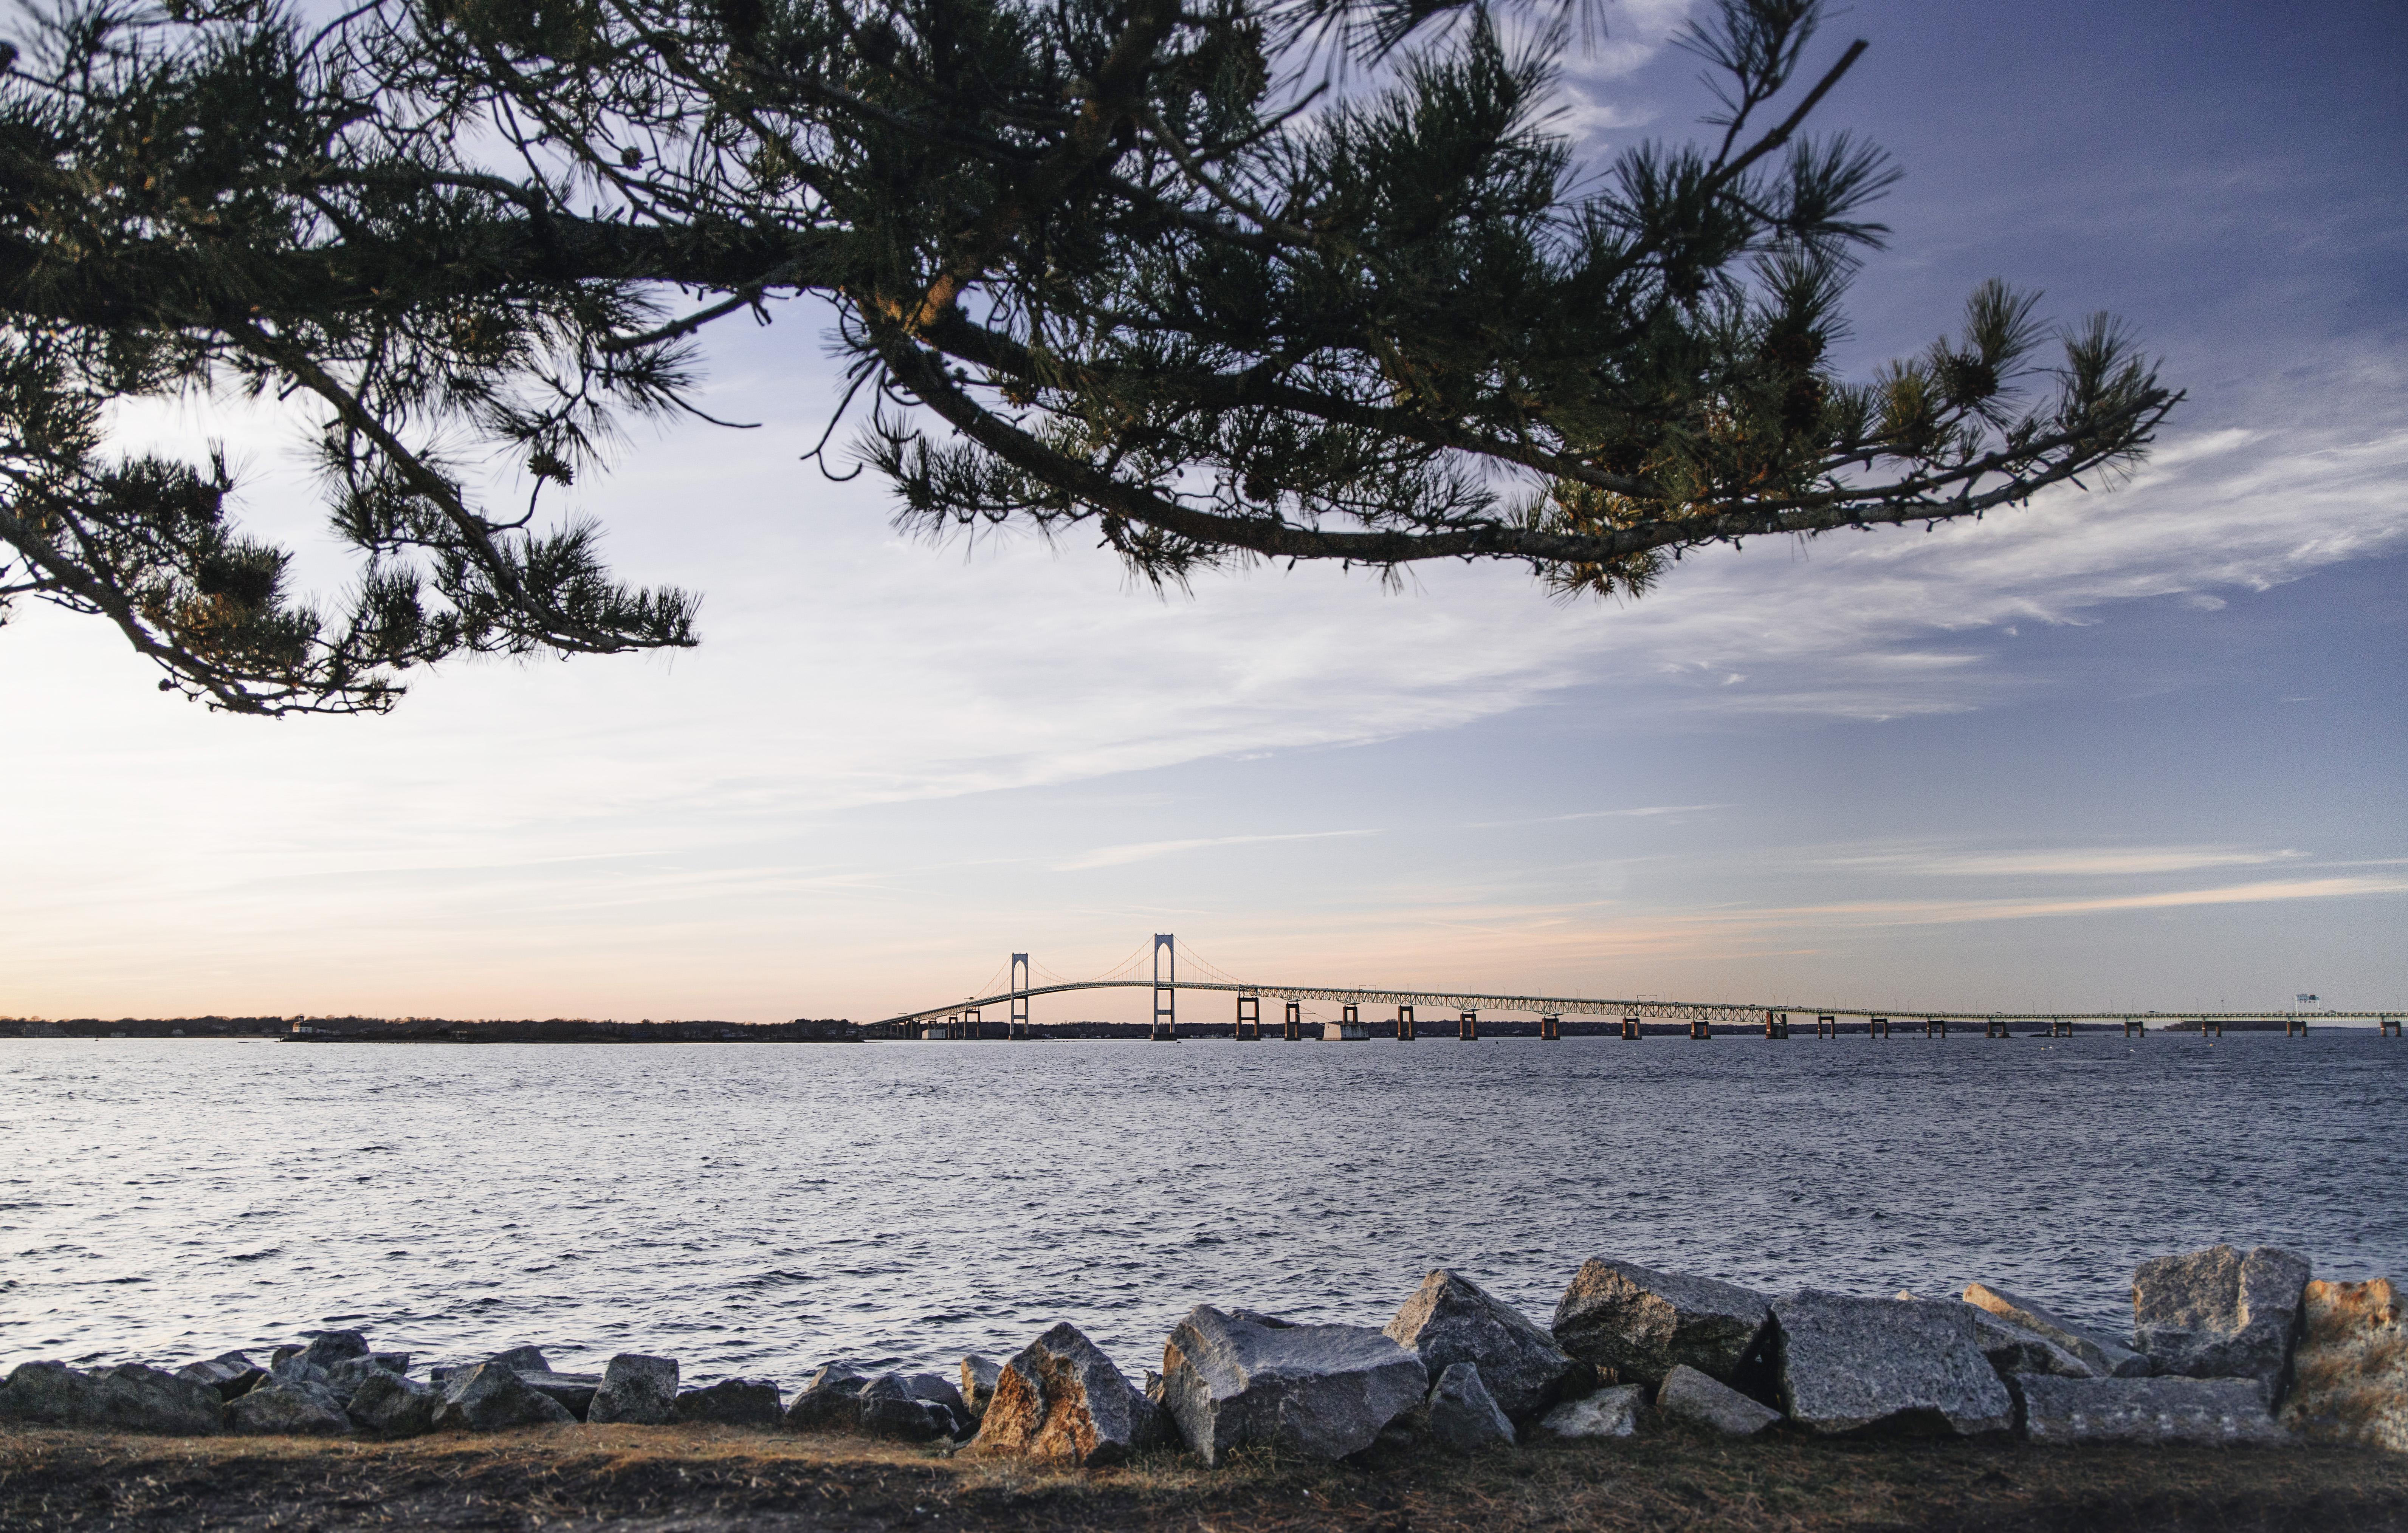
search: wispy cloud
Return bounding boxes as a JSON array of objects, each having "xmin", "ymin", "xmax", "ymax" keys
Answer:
[
  {"xmin": 1826, "ymin": 846, "xmax": 2311, "ymax": 878},
  {"xmin": 1747, "ymin": 875, "xmax": 2408, "ymax": 929},
  {"xmin": 1054, "ymin": 829, "xmax": 1381, "ymax": 872},
  {"xmin": 1467, "ymin": 804, "xmax": 1729, "ymax": 829}
]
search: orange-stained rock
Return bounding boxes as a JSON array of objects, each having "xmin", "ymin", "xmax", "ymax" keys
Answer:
[
  {"xmin": 970, "ymin": 1322, "xmax": 1164, "ymax": 1467},
  {"xmin": 2279, "ymin": 1278, "xmax": 2408, "ymax": 1451}
]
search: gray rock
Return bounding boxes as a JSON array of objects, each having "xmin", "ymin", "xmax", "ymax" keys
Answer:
[
  {"xmin": 1966, "ymin": 1307, "xmax": 2093, "ymax": 1380},
  {"xmin": 903, "ymin": 1371, "xmax": 969, "ymax": 1423},
  {"xmin": 0, "ymin": 1361, "xmax": 106, "ymax": 1424},
  {"xmin": 1765, "ymin": 1293, "xmax": 2013, "ymax": 1437},
  {"xmin": 323, "ymin": 1353, "xmax": 412, "ymax": 1396},
  {"xmin": 674, "ymin": 1377, "xmax": 784, "ymax": 1427},
  {"xmin": 273, "ymin": 1330, "xmax": 369, "ymax": 1386},
  {"xmin": 1426, "ymin": 1362, "xmax": 1515, "ymax": 1452},
  {"xmin": 431, "ymin": 1361, "xmax": 576, "ymax": 1431},
  {"xmin": 225, "ymin": 1380, "xmax": 353, "ymax": 1435},
  {"xmin": 429, "ymin": 1346, "xmax": 552, "ymax": 1384},
  {"xmin": 347, "ymin": 1370, "xmax": 439, "ymax": 1438},
  {"xmin": 1385, "ymin": 1269, "xmax": 1581, "ymax": 1426},
  {"xmin": 856, "ymin": 1373, "xmax": 959, "ymax": 1441},
  {"xmin": 88, "ymin": 1364, "xmax": 227, "ymax": 1434},
  {"xmin": 588, "ymin": 1354, "xmax": 679, "ymax": 1425},
  {"xmin": 783, "ymin": 1361, "xmax": 874, "ymax": 1431},
  {"xmin": 2017, "ymin": 1373, "xmax": 2286, "ymax": 1443},
  {"xmin": 971, "ymin": 1322, "xmax": 1168, "ymax": 1466},
  {"xmin": 1963, "ymin": 1282, "xmax": 2149, "ymax": 1378},
  {"xmin": 1159, "ymin": 1305, "xmax": 1429, "ymax": 1466},
  {"xmin": 1, "ymin": 1363, "xmax": 225, "ymax": 1435},
  {"xmin": 302, "ymin": 1330, "xmax": 370, "ymax": 1364},
  {"xmin": 960, "ymin": 1355, "xmax": 1003, "ymax": 1420},
  {"xmin": 177, "ymin": 1352, "xmax": 267, "ymax": 1401},
  {"xmin": 518, "ymin": 1371, "xmax": 602, "ymax": 1419},
  {"xmin": 1534, "ymin": 1384, "xmax": 1646, "ymax": 1439},
  {"xmin": 1552, "ymin": 1259, "xmax": 1771, "ymax": 1386},
  {"xmin": 2132, "ymin": 1245, "xmax": 2312, "ymax": 1400},
  {"xmin": 1655, "ymin": 1364, "xmax": 1781, "ymax": 1436}
]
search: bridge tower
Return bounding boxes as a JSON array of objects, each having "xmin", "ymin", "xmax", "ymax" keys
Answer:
[
  {"xmin": 1236, "ymin": 994, "xmax": 1261, "ymax": 1041},
  {"xmin": 1152, "ymin": 934, "xmax": 1178, "ymax": 1042},
  {"xmin": 1010, "ymin": 954, "xmax": 1031, "ymax": 1040}
]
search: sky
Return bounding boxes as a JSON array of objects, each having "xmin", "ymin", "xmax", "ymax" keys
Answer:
[{"xmin": 3, "ymin": 0, "xmax": 2403, "ymax": 1025}]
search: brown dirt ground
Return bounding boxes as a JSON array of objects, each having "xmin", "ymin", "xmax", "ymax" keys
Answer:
[{"xmin": 2, "ymin": 1422, "xmax": 2402, "ymax": 1532}]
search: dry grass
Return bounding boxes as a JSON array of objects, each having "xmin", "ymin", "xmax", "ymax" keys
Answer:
[{"xmin": 2, "ymin": 1421, "xmax": 2402, "ymax": 1531}]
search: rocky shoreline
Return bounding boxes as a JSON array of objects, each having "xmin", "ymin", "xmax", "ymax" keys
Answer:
[{"xmin": 5, "ymin": 1244, "xmax": 2400, "ymax": 1465}]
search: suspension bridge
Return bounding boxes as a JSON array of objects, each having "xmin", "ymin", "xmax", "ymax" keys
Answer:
[{"xmin": 870, "ymin": 935, "xmax": 2403, "ymax": 1042}]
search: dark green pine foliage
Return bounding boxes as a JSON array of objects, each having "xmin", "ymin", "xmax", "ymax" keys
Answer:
[{"xmin": 0, "ymin": 0, "xmax": 2174, "ymax": 713}]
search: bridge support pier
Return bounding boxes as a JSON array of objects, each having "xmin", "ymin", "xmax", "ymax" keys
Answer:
[
  {"xmin": 2123, "ymin": 1017, "xmax": 2146, "ymax": 1038},
  {"xmin": 1925, "ymin": 1017, "xmax": 1947, "ymax": 1039},
  {"xmin": 2285, "ymin": 1016, "xmax": 2307, "ymax": 1038},
  {"xmin": 1764, "ymin": 1010, "xmax": 1790, "ymax": 1040},
  {"xmin": 1689, "ymin": 1018, "xmax": 1712, "ymax": 1041},
  {"xmin": 1985, "ymin": 1016, "xmax": 2010, "ymax": 1039},
  {"xmin": 1236, "ymin": 994, "xmax": 1260, "ymax": 1041},
  {"xmin": 2199, "ymin": 1016, "xmax": 2223, "ymax": 1037},
  {"xmin": 1151, "ymin": 933, "xmax": 1178, "ymax": 1042},
  {"xmin": 1621, "ymin": 1015, "xmax": 1641, "ymax": 1041},
  {"xmin": 1396, "ymin": 1005, "xmax": 1416, "ymax": 1042},
  {"xmin": 2052, "ymin": 1018, "xmax": 2074, "ymax": 1037},
  {"xmin": 2383, "ymin": 1016, "xmax": 2401, "ymax": 1038},
  {"xmin": 1816, "ymin": 1014, "xmax": 1836, "ymax": 1039},
  {"xmin": 1870, "ymin": 1017, "xmax": 1891, "ymax": 1039},
  {"xmin": 1540, "ymin": 1013, "xmax": 1560, "ymax": 1041},
  {"xmin": 1458, "ymin": 1010, "xmax": 1477, "ymax": 1041},
  {"xmin": 1283, "ymin": 1001, "xmax": 1302, "ymax": 1041}
]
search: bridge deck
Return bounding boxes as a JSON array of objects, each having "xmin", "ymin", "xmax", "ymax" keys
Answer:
[{"xmin": 880, "ymin": 979, "xmax": 2397, "ymax": 1028}]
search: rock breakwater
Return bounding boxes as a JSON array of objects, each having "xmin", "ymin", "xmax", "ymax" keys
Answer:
[{"xmin": 6, "ymin": 1245, "xmax": 2400, "ymax": 1462}]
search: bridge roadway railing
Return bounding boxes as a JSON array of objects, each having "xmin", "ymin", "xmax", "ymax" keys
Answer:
[{"xmin": 877, "ymin": 979, "xmax": 2400, "ymax": 1029}]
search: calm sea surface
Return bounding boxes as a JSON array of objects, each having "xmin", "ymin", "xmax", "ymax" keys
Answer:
[{"xmin": 4, "ymin": 1033, "xmax": 2403, "ymax": 1386}]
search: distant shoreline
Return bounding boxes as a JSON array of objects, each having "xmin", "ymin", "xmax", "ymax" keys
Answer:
[{"xmin": 8, "ymin": 1017, "xmax": 2383, "ymax": 1043}]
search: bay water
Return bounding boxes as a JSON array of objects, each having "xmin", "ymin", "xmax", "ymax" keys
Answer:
[{"xmin": 4, "ymin": 1032, "xmax": 2402, "ymax": 1384}]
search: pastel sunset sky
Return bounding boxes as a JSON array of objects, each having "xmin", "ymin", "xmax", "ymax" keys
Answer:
[{"xmin": 5, "ymin": 0, "xmax": 2402, "ymax": 1024}]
